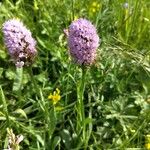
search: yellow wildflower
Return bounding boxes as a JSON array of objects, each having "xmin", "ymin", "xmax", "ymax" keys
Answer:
[
  {"xmin": 48, "ymin": 88, "xmax": 61, "ymax": 105},
  {"xmin": 145, "ymin": 143, "xmax": 150, "ymax": 149},
  {"xmin": 89, "ymin": 1, "xmax": 101, "ymax": 15},
  {"xmin": 92, "ymin": 8, "xmax": 96, "ymax": 13},
  {"xmin": 146, "ymin": 135, "xmax": 150, "ymax": 142},
  {"xmin": 145, "ymin": 135, "xmax": 150, "ymax": 149},
  {"xmin": 97, "ymin": 4, "xmax": 100, "ymax": 8},
  {"xmin": 92, "ymin": 2, "xmax": 97, "ymax": 7}
]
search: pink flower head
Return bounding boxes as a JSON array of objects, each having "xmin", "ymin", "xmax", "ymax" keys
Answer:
[
  {"xmin": 68, "ymin": 18, "xmax": 100, "ymax": 65},
  {"xmin": 2, "ymin": 19, "xmax": 37, "ymax": 67}
]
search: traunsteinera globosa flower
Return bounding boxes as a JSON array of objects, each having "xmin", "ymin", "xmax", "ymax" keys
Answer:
[
  {"xmin": 2, "ymin": 19, "xmax": 37, "ymax": 67},
  {"xmin": 67, "ymin": 18, "xmax": 100, "ymax": 66}
]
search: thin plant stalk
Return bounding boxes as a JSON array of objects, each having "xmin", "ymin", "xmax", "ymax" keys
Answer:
[
  {"xmin": 77, "ymin": 67, "xmax": 87, "ymax": 141},
  {"xmin": 28, "ymin": 67, "xmax": 46, "ymax": 148},
  {"xmin": 0, "ymin": 86, "xmax": 9, "ymax": 126},
  {"xmin": 13, "ymin": 67, "xmax": 23, "ymax": 101},
  {"xmin": 28, "ymin": 67, "xmax": 40, "ymax": 96},
  {"xmin": 126, "ymin": 0, "xmax": 139, "ymax": 43},
  {"xmin": 71, "ymin": 0, "xmax": 75, "ymax": 20},
  {"xmin": 28, "ymin": 67, "xmax": 56, "ymax": 149}
]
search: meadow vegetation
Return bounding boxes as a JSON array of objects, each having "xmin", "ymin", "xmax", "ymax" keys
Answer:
[{"xmin": 0, "ymin": 0, "xmax": 150, "ymax": 149}]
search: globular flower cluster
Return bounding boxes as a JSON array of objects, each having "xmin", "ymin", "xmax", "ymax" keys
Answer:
[
  {"xmin": 2, "ymin": 19, "xmax": 37, "ymax": 67},
  {"xmin": 68, "ymin": 18, "xmax": 100, "ymax": 65}
]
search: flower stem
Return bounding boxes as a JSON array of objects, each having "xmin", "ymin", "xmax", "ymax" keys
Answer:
[
  {"xmin": 28, "ymin": 67, "xmax": 40, "ymax": 96},
  {"xmin": 13, "ymin": 67, "xmax": 23, "ymax": 101},
  {"xmin": 71, "ymin": 0, "xmax": 75, "ymax": 20},
  {"xmin": 77, "ymin": 67, "xmax": 87, "ymax": 141}
]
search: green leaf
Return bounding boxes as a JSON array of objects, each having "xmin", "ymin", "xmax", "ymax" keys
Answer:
[
  {"xmin": 0, "ymin": 49, "xmax": 7, "ymax": 59},
  {"xmin": 14, "ymin": 108, "xmax": 28, "ymax": 119},
  {"xmin": 36, "ymin": 134, "xmax": 44, "ymax": 146},
  {"xmin": 5, "ymin": 69, "xmax": 15, "ymax": 80},
  {"xmin": 60, "ymin": 129, "xmax": 71, "ymax": 150},
  {"xmin": 36, "ymin": 37, "xmax": 48, "ymax": 49},
  {"xmin": 0, "ymin": 86, "xmax": 9, "ymax": 123},
  {"xmin": 0, "ymin": 68, "xmax": 3, "ymax": 77},
  {"xmin": 49, "ymin": 106, "xmax": 56, "ymax": 136},
  {"xmin": 83, "ymin": 117, "xmax": 93, "ymax": 126},
  {"xmin": 13, "ymin": 67, "xmax": 23, "ymax": 92},
  {"xmin": 51, "ymin": 136, "xmax": 61, "ymax": 150}
]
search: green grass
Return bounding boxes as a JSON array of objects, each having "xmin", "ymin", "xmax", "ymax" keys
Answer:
[{"xmin": 0, "ymin": 0, "xmax": 150, "ymax": 149}]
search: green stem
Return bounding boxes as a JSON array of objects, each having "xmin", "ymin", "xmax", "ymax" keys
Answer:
[
  {"xmin": 71, "ymin": 0, "xmax": 75, "ymax": 20},
  {"xmin": 28, "ymin": 67, "xmax": 40, "ymax": 96},
  {"xmin": 77, "ymin": 67, "xmax": 87, "ymax": 141},
  {"xmin": 28, "ymin": 67, "xmax": 46, "ymax": 148},
  {"xmin": 28, "ymin": 67, "xmax": 55, "ymax": 149},
  {"xmin": 13, "ymin": 67, "xmax": 23, "ymax": 101},
  {"xmin": 0, "ymin": 86, "xmax": 9, "ymax": 126},
  {"xmin": 126, "ymin": 0, "xmax": 139, "ymax": 43}
]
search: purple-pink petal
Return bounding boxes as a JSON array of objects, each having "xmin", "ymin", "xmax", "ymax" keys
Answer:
[
  {"xmin": 68, "ymin": 18, "xmax": 100, "ymax": 65},
  {"xmin": 2, "ymin": 19, "xmax": 37, "ymax": 67}
]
